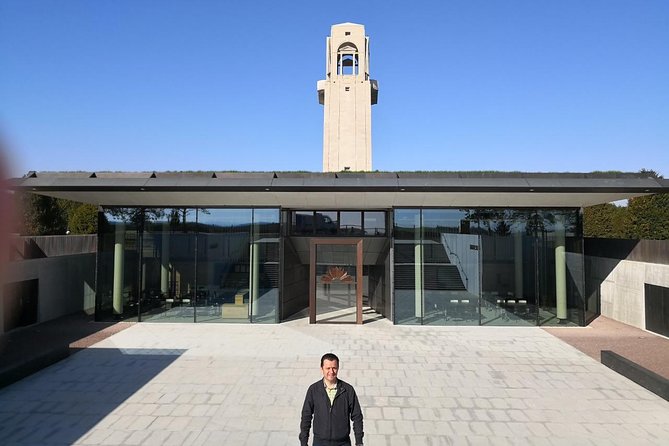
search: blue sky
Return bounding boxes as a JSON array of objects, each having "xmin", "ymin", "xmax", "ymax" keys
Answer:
[{"xmin": 1, "ymin": 0, "xmax": 668, "ymax": 177}]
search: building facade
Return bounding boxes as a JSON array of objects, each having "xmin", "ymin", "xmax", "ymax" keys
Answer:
[{"xmin": 14, "ymin": 170, "xmax": 668, "ymax": 327}]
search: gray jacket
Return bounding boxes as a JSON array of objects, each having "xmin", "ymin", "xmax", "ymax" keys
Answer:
[{"xmin": 299, "ymin": 379, "xmax": 364, "ymax": 446}]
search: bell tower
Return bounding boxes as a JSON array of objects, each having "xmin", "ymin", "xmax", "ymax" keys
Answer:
[{"xmin": 318, "ymin": 23, "xmax": 378, "ymax": 172}]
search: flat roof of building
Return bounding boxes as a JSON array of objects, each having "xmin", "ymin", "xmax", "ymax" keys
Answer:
[{"xmin": 11, "ymin": 171, "xmax": 669, "ymax": 208}]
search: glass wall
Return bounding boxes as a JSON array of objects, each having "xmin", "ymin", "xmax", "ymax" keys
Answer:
[
  {"xmin": 290, "ymin": 210, "xmax": 387, "ymax": 237},
  {"xmin": 195, "ymin": 209, "xmax": 251, "ymax": 323},
  {"xmin": 98, "ymin": 205, "xmax": 583, "ymax": 326},
  {"xmin": 249, "ymin": 209, "xmax": 280, "ymax": 323},
  {"xmin": 97, "ymin": 207, "xmax": 280, "ymax": 323},
  {"xmin": 393, "ymin": 209, "xmax": 421, "ymax": 324},
  {"xmin": 141, "ymin": 208, "xmax": 196, "ymax": 322},
  {"xmin": 393, "ymin": 208, "xmax": 584, "ymax": 326},
  {"xmin": 422, "ymin": 209, "xmax": 480, "ymax": 326},
  {"xmin": 315, "ymin": 244, "xmax": 358, "ymax": 323},
  {"xmin": 476, "ymin": 209, "xmax": 533, "ymax": 326}
]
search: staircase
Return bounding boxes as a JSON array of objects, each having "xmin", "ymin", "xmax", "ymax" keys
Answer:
[
  {"xmin": 394, "ymin": 239, "xmax": 467, "ymax": 291},
  {"xmin": 424, "ymin": 264, "xmax": 466, "ymax": 290}
]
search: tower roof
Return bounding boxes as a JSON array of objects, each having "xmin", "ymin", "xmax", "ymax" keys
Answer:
[
  {"xmin": 332, "ymin": 22, "xmax": 364, "ymax": 27},
  {"xmin": 331, "ymin": 23, "xmax": 365, "ymax": 35}
]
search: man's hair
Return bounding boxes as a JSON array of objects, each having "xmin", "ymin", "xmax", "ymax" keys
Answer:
[{"xmin": 321, "ymin": 353, "xmax": 339, "ymax": 367}]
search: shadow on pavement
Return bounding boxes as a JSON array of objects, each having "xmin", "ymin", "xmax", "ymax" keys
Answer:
[
  {"xmin": 0, "ymin": 347, "xmax": 183, "ymax": 445},
  {"xmin": 0, "ymin": 312, "xmax": 133, "ymax": 388}
]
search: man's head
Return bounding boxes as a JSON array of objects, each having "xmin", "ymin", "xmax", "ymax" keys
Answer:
[
  {"xmin": 320, "ymin": 353, "xmax": 339, "ymax": 386},
  {"xmin": 320, "ymin": 353, "xmax": 339, "ymax": 367}
]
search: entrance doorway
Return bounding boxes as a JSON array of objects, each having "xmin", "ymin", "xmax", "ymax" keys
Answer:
[{"xmin": 309, "ymin": 238, "xmax": 363, "ymax": 324}]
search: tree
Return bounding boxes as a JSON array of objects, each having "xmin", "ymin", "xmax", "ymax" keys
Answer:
[
  {"xmin": 627, "ymin": 193, "xmax": 669, "ymax": 240},
  {"xmin": 583, "ymin": 169, "xmax": 667, "ymax": 240},
  {"xmin": 18, "ymin": 193, "xmax": 67, "ymax": 235},
  {"xmin": 625, "ymin": 169, "xmax": 668, "ymax": 240},
  {"xmin": 494, "ymin": 219, "xmax": 511, "ymax": 236},
  {"xmin": 56, "ymin": 199, "xmax": 98, "ymax": 234},
  {"xmin": 583, "ymin": 203, "xmax": 629, "ymax": 238},
  {"xmin": 68, "ymin": 203, "xmax": 99, "ymax": 234},
  {"xmin": 638, "ymin": 168, "xmax": 662, "ymax": 179},
  {"xmin": 16, "ymin": 194, "xmax": 99, "ymax": 235}
]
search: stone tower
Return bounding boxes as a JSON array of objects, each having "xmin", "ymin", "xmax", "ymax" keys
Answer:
[{"xmin": 318, "ymin": 23, "xmax": 378, "ymax": 172}]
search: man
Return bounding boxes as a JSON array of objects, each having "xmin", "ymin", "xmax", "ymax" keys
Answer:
[{"xmin": 300, "ymin": 353, "xmax": 364, "ymax": 446}]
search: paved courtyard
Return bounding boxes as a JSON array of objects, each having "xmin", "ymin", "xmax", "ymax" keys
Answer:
[{"xmin": 0, "ymin": 317, "xmax": 668, "ymax": 445}]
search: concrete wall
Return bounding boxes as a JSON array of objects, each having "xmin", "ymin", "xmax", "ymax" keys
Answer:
[
  {"xmin": 585, "ymin": 238, "xmax": 669, "ymax": 331},
  {"xmin": 1, "ymin": 235, "xmax": 96, "ymax": 335},
  {"xmin": 587, "ymin": 256, "xmax": 669, "ymax": 330}
]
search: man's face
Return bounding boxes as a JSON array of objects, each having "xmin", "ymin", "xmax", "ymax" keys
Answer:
[{"xmin": 321, "ymin": 359, "xmax": 339, "ymax": 384}]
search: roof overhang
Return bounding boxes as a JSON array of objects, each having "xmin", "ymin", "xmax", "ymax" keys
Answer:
[{"xmin": 11, "ymin": 171, "xmax": 669, "ymax": 209}]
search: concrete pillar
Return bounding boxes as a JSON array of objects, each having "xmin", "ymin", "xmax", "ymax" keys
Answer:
[
  {"xmin": 160, "ymin": 222, "xmax": 170, "ymax": 296},
  {"xmin": 554, "ymin": 215, "xmax": 567, "ymax": 320},
  {"xmin": 514, "ymin": 229, "xmax": 524, "ymax": 299},
  {"xmin": 414, "ymin": 214, "xmax": 423, "ymax": 319},
  {"xmin": 250, "ymin": 242, "xmax": 259, "ymax": 318},
  {"xmin": 112, "ymin": 222, "xmax": 125, "ymax": 315},
  {"xmin": 141, "ymin": 261, "xmax": 146, "ymax": 300}
]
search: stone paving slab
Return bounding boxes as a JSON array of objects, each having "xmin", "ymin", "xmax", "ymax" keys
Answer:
[{"xmin": 0, "ymin": 318, "xmax": 668, "ymax": 445}]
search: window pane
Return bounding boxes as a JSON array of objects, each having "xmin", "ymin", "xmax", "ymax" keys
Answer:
[
  {"xmin": 315, "ymin": 211, "xmax": 338, "ymax": 235},
  {"xmin": 364, "ymin": 211, "xmax": 386, "ymax": 236},
  {"xmin": 251, "ymin": 209, "xmax": 280, "ymax": 323},
  {"xmin": 340, "ymin": 211, "xmax": 362, "ymax": 235},
  {"xmin": 253, "ymin": 209, "xmax": 280, "ymax": 238},
  {"xmin": 195, "ymin": 209, "xmax": 252, "ymax": 323},
  {"xmin": 141, "ymin": 208, "xmax": 197, "ymax": 323},
  {"xmin": 393, "ymin": 209, "xmax": 420, "ymax": 240},
  {"xmin": 479, "ymin": 209, "xmax": 535, "ymax": 327},
  {"xmin": 393, "ymin": 209, "xmax": 421, "ymax": 325},
  {"xmin": 292, "ymin": 211, "xmax": 314, "ymax": 235}
]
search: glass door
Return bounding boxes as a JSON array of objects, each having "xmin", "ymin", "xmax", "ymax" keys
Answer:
[{"xmin": 309, "ymin": 239, "xmax": 363, "ymax": 324}]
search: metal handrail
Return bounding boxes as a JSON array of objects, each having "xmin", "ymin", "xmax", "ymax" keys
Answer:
[{"xmin": 440, "ymin": 234, "xmax": 468, "ymax": 288}]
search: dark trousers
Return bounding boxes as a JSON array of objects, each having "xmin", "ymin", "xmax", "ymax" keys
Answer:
[{"xmin": 313, "ymin": 439, "xmax": 351, "ymax": 446}]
